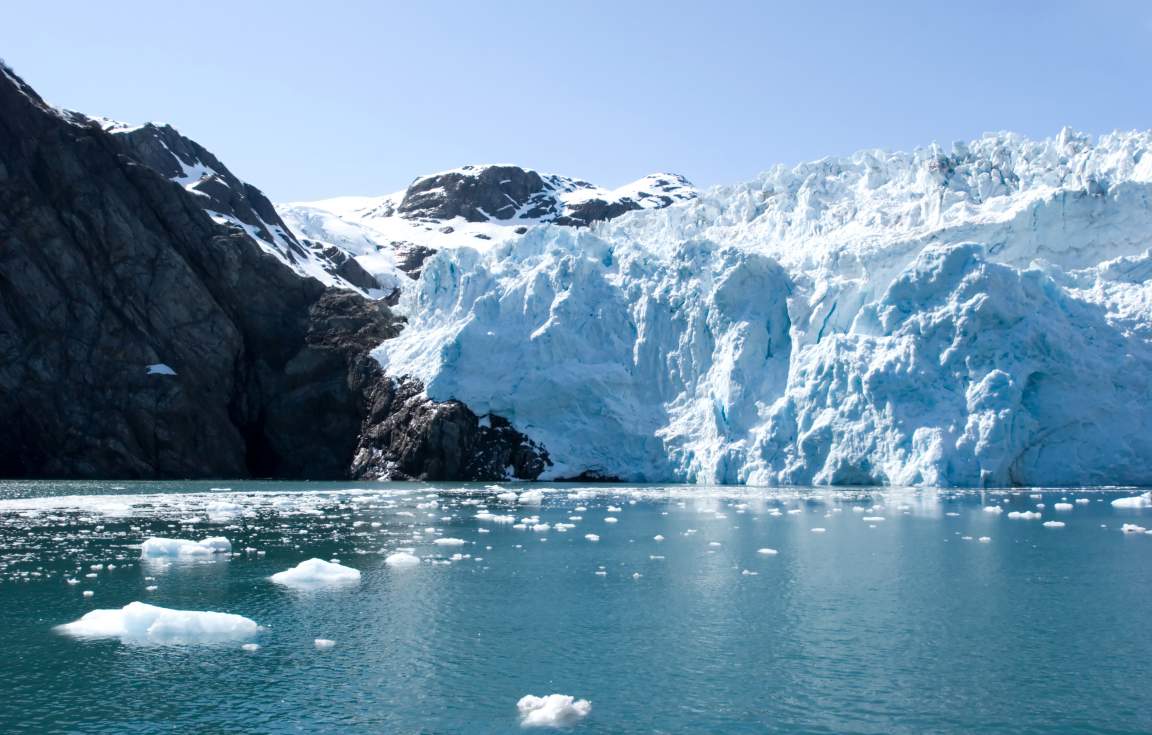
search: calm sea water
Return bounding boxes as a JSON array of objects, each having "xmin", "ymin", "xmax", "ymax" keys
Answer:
[{"xmin": 0, "ymin": 480, "xmax": 1149, "ymax": 734}]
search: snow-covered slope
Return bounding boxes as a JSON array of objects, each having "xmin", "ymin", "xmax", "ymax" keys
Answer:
[
  {"xmin": 372, "ymin": 129, "xmax": 1152, "ymax": 487},
  {"xmin": 74, "ymin": 115, "xmax": 383, "ymax": 295},
  {"xmin": 277, "ymin": 165, "xmax": 697, "ymax": 298}
]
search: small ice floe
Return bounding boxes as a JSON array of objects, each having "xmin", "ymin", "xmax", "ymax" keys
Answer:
[
  {"xmin": 1053, "ymin": 503, "xmax": 1074, "ymax": 512},
  {"xmin": 1120, "ymin": 524, "xmax": 1147, "ymax": 534},
  {"xmin": 241, "ymin": 643, "xmax": 260, "ymax": 652},
  {"xmin": 978, "ymin": 536, "xmax": 992, "ymax": 543},
  {"xmin": 1112, "ymin": 492, "xmax": 1152, "ymax": 509},
  {"xmin": 584, "ymin": 534, "xmax": 600, "ymax": 542},
  {"xmin": 518, "ymin": 490, "xmax": 545, "ymax": 506},
  {"xmin": 603, "ymin": 517, "xmax": 619, "ymax": 524},
  {"xmin": 517, "ymin": 694, "xmax": 592, "ymax": 728},
  {"xmin": 1008, "ymin": 511, "xmax": 1042, "ymax": 520},
  {"xmin": 983, "ymin": 506, "xmax": 1003, "ymax": 514},
  {"xmin": 1043, "ymin": 521, "xmax": 1066, "ymax": 528},
  {"xmin": 708, "ymin": 541, "xmax": 722, "ymax": 547},
  {"xmin": 741, "ymin": 569, "xmax": 758, "ymax": 576},
  {"xmin": 145, "ymin": 363, "xmax": 177, "ymax": 376},
  {"xmin": 1075, "ymin": 498, "xmax": 1091, "ymax": 505},
  {"xmin": 82, "ymin": 590, "xmax": 94, "ymax": 598},
  {"xmin": 57, "ymin": 601, "xmax": 259, "ymax": 644},
  {"xmin": 270, "ymin": 558, "xmax": 360, "ymax": 588},
  {"xmin": 141, "ymin": 537, "xmax": 231, "ymax": 558},
  {"xmin": 433, "ymin": 538, "xmax": 467, "ymax": 546},
  {"xmin": 653, "ymin": 535, "xmax": 665, "ymax": 542},
  {"xmin": 757, "ymin": 548, "xmax": 778, "ymax": 555},
  {"xmin": 385, "ymin": 552, "xmax": 421, "ymax": 567},
  {"xmin": 206, "ymin": 500, "xmax": 243, "ymax": 521},
  {"xmin": 810, "ymin": 528, "xmax": 827, "ymax": 534},
  {"xmin": 314, "ymin": 638, "xmax": 336, "ymax": 649},
  {"xmin": 862, "ymin": 516, "xmax": 885, "ymax": 522}
]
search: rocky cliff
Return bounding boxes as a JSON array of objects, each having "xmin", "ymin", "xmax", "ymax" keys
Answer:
[{"xmin": 0, "ymin": 64, "xmax": 553, "ymax": 480}]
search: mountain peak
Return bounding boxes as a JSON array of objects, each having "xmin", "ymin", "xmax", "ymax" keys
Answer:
[{"xmin": 394, "ymin": 163, "xmax": 696, "ymax": 225}]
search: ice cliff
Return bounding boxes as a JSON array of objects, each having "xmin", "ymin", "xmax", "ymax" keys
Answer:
[{"xmin": 373, "ymin": 130, "xmax": 1152, "ymax": 486}]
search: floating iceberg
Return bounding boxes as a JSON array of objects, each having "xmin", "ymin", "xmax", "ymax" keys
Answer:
[
  {"xmin": 140, "ymin": 536, "xmax": 232, "ymax": 557},
  {"xmin": 517, "ymin": 694, "xmax": 592, "ymax": 728},
  {"xmin": 270, "ymin": 558, "xmax": 361, "ymax": 587},
  {"xmin": 1112, "ymin": 492, "xmax": 1152, "ymax": 509},
  {"xmin": 57, "ymin": 602, "xmax": 259, "ymax": 644},
  {"xmin": 385, "ymin": 551, "xmax": 421, "ymax": 567}
]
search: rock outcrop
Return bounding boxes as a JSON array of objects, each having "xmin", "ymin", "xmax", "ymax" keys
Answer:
[
  {"xmin": 0, "ymin": 62, "xmax": 553, "ymax": 481},
  {"xmin": 396, "ymin": 164, "xmax": 696, "ymax": 226},
  {"xmin": 352, "ymin": 378, "xmax": 551, "ymax": 481}
]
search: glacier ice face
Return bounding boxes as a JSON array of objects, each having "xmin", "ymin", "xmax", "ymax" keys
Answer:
[{"xmin": 371, "ymin": 130, "xmax": 1152, "ymax": 487}]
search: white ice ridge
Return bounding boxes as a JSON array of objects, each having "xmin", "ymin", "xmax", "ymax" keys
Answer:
[
  {"xmin": 373, "ymin": 129, "xmax": 1152, "ymax": 487},
  {"xmin": 269, "ymin": 558, "xmax": 361, "ymax": 587},
  {"xmin": 517, "ymin": 694, "xmax": 592, "ymax": 728},
  {"xmin": 57, "ymin": 602, "xmax": 260, "ymax": 644},
  {"xmin": 141, "ymin": 536, "xmax": 232, "ymax": 557}
]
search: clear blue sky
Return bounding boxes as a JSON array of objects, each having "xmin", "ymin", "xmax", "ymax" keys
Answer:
[{"xmin": 4, "ymin": 1, "xmax": 1150, "ymax": 201}]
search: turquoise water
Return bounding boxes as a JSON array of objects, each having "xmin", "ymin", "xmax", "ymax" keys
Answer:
[{"xmin": 1, "ymin": 480, "xmax": 1150, "ymax": 734}]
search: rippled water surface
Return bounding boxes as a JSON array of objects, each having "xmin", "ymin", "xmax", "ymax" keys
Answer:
[{"xmin": 1, "ymin": 480, "xmax": 1150, "ymax": 734}]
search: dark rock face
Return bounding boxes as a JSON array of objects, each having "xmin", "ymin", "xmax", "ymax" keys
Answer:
[
  {"xmin": 351, "ymin": 378, "xmax": 551, "ymax": 481},
  {"xmin": 0, "ymin": 64, "xmax": 395, "ymax": 479},
  {"xmin": 391, "ymin": 242, "xmax": 438, "ymax": 279},
  {"xmin": 0, "ymin": 63, "xmax": 553, "ymax": 481}
]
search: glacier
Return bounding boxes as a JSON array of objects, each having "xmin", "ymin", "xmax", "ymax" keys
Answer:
[{"xmin": 368, "ymin": 129, "xmax": 1152, "ymax": 487}]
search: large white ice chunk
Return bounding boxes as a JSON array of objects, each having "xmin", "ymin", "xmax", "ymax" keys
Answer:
[
  {"xmin": 56, "ymin": 601, "xmax": 260, "ymax": 644},
  {"xmin": 269, "ymin": 558, "xmax": 361, "ymax": 587},
  {"xmin": 517, "ymin": 693, "xmax": 592, "ymax": 728},
  {"xmin": 1112, "ymin": 492, "xmax": 1152, "ymax": 509},
  {"xmin": 141, "ymin": 536, "xmax": 232, "ymax": 557}
]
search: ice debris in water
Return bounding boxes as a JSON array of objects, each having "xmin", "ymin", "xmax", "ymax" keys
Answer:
[
  {"xmin": 270, "ymin": 558, "xmax": 361, "ymax": 587},
  {"xmin": 1043, "ymin": 521, "xmax": 1066, "ymax": 528},
  {"xmin": 57, "ymin": 601, "xmax": 259, "ymax": 644},
  {"xmin": 314, "ymin": 638, "xmax": 336, "ymax": 650},
  {"xmin": 1008, "ymin": 511, "xmax": 1042, "ymax": 520},
  {"xmin": 141, "ymin": 537, "xmax": 232, "ymax": 557},
  {"xmin": 1120, "ymin": 524, "xmax": 1147, "ymax": 534},
  {"xmin": 757, "ymin": 548, "xmax": 779, "ymax": 555},
  {"xmin": 517, "ymin": 693, "xmax": 592, "ymax": 728},
  {"xmin": 433, "ymin": 537, "xmax": 467, "ymax": 546}
]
